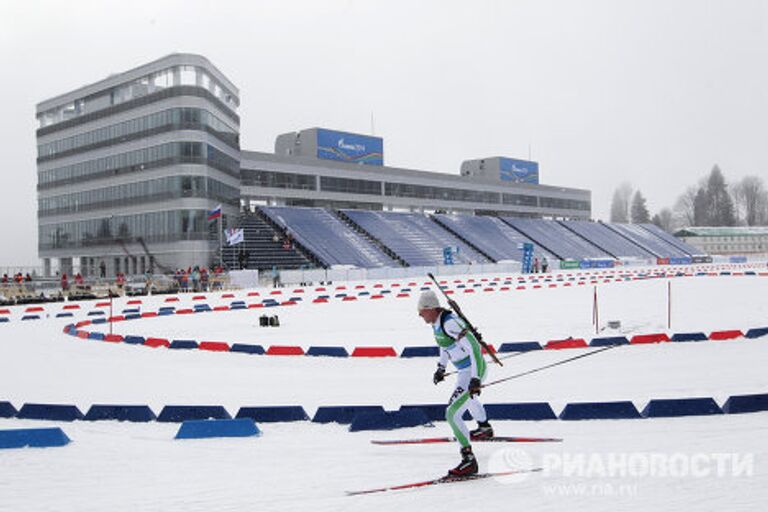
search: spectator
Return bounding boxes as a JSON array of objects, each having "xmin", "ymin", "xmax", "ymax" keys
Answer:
[
  {"xmin": 200, "ymin": 267, "xmax": 209, "ymax": 291},
  {"xmin": 1, "ymin": 274, "xmax": 7, "ymax": 284},
  {"xmin": 271, "ymin": 265, "xmax": 281, "ymax": 288},
  {"xmin": 24, "ymin": 273, "xmax": 32, "ymax": 282},
  {"xmin": 541, "ymin": 256, "xmax": 549, "ymax": 274},
  {"xmin": 99, "ymin": 261, "xmax": 107, "ymax": 278},
  {"xmin": 532, "ymin": 257, "xmax": 540, "ymax": 274},
  {"xmin": 61, "ymin": 272, "xmax": 69, "ymax": 291},
  {"xmin": 74, "ymin": 273, "xmax": 84, "ymax": 286}
]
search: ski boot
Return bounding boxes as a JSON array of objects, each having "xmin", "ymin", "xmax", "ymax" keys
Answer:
[
  {"xmin": 470, "ymin": 420, "xmax": 494, "ymax": 441},
  {"xmin": 448, "ymin": 446, "xmax": 478, "ymax": 477}
]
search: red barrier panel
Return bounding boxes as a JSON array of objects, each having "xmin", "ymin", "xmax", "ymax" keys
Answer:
[
  {"xmin": 107, "ymin": 315, "xmax": 125, "ymax": 323},
  {"xmin": 545, "ymin": 338, "xmax": 588, "ymax": 349},
  {"xmin": 164, "ymin": 297, "xmax": 180, "ymax": 302},
  {"xmin": 355, "ymin": 285, "xmax": 366, "ymax": 289},
  {"xmin": 499, "ymin": 287, "xmax": 510, "ymax": 291},
  {"xmin": 373, "ymin": 284, "xmax": 383, "ymax": 288},
  {"xmin": 549, "ymin": 284, "xmax": 557, "ymax": 288},
  {"xmin": 445, "ymin": 290, "xmax": 455, "ymax": 295},
  {"xmin": 351, "ymin": 347, "xmax": 398, "ymax": 357},
  {"xmin": 336, "ymin": 285, "xmax": 347, "ymax": 290},
  {"xmin": 281, "ymin": 300, "xmax": 298, "ymax": 306},
  {"xmin": 463, "ymin": 289, "xmax": 475, "ymax": 293},
  {"xmin": 247, "ymin": 291, "xmax": 260, "ymax": 297},
  {"xmin": 248, "ymin": 303, "xmax": 265, "ymax": 309},
  {"xmin": 483, "ymin": 288, "xmax": 494, "ymax": 292},
  {"xmin": 141, "ymin": 312, "xmax": 158, "ymax": 318},
  {"xmin": 192, "ymin": 295, "xmax": 207, "ymax": 300},
  {"xmin": 630, "ymin": 333, "xmax": 670, "ymax": 344},
  {"xmin": 269, "ymin": 291, "xmax": 282, "ymax": 295},
  {"xmin": 342, "ymin": 296, "xmax": 357, "ymax": 302},
  {"xmin": 396, "ymin": 293, "xmax": 410, "ymax": 298},
  {"xmin": 312, "ymin": 298, "xmax": 329, "ymax": 304},
  {"xmin": 709, "ymin": 330, "xmax": 744, "ymax": 341},
  {"xmin": 370, "ymin": 295, "xmax": 384, "ymax": 300},
  {"xmin": 176, "ymin": 309, "xmax": 194, "ymax": 315},
  {"xmin": 145, "ymin": 337, "xmax": 170, "ymax": 348},
  {"xmin": 75, "ymin": 320, "xmax": 91, "ymax": 328},
  {"xmin": 77, "ymin": 331, "xmax": 90, "ymax": 339},
  {"xmin": 104, "ymin": 334, "xmax": 124, "ymax": 343},
  {"xmin": 481, "ymin": 344, "xmax": 496, "ymax": 354},
  {"xmin": 0, "ymin": 309, "xmax": 10, "ymax": 314},
  {"xmin": 25, "ymin": 306, "xmax": 44, "ymax": 313},
  {"xmin": 266, "ymin": 345, "xmax": 305, "ymax": 356},
  {"xmin": 199, "ymin": 341, "xmax": 230, "ymax": 352},
  {"xmin": 127, "ymin": 300, "xmax": 142, "ymax": 305},
  {"xmin": 213, "ymin": 306, "xmax": 229, "ymax": 312},
  {"xmin": 63, "ymin": 305, "xmax": 80, "ymax": 310},
  {"xmin": 221, "ymin": 293, "xmax": 235, "ymax": 299}
]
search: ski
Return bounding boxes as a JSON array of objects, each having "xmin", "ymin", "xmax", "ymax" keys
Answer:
[
  {"xmin": 371, "ymin": 435, "xmax": 562, "ymax": 445},
  {"xmin": 346, "ymin": 468, "xmax": 542, "ymax": 496}
]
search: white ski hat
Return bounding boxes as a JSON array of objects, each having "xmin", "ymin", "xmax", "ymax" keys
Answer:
[{"xmin": 417, "ymin": 290, "xmax": 441, "ymax": 311}]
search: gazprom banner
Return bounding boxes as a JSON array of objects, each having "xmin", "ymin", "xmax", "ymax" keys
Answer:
[
  {"xmin": 499, "ymin": 158, "xmax": 539, "ymax": 184},
  {"xmin": 316, "ymin": 129, "xmax": 384, "ymax": 166}
]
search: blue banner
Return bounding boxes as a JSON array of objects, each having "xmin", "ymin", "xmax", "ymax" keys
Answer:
[
  {"xmin": 521, "ymin": 243, "xmax": 534, "ymax": 273},
  {"xmin": 316, "ymin": 129, "xmax": 383, "ymax": 166},
  {"xmin": 499, "ymin": 158, "xmax": 539, "ymax": 184},
  {"xmin": 443, "ymin": 247, "xmax": 454, "ymax": 265}
]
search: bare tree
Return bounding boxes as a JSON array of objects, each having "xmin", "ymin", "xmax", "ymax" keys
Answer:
[
  {"xmin": 610, "ymin": 182, "xmax": 633, "ymax": 223},
  {"xmin": 652, "ymin": 208, "xmax": 674, "ymax": 231},
  {"xmin": 733, "ymin": 176, "xmax": 767, "ymax": 226},
  {"xmin": 674, "ymin": 186, "xmax": 698, "ymax": 226}
]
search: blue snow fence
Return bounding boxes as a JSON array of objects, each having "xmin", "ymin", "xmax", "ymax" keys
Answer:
[
  {"xmin": 21, "ymin": 315, "xmax": 40, "ymax": 321},
  {"xmin": 122, "ymin": 308, "xmax": 140, "ymax": 314},
  {"xmin": 56, "ymin": 312, "xmax": 74, "ymax": 318},
  {"xmin": 84, "ymin": 405, "xmax": 157, "ymax": 422},
  {"xmin": 642, "ymin": 398, "xmax": 723, "ymax": 418},
  {"xmin": 87, "ymin": 310, "xmax": 105, "ymax": 316},
  {"xmin": 559, "ymin": 401, "xmax": 642, "ymax": 420},
  {"xmin": 236, "ymin": 406, "xmax": 309, "ymax": 423},
  {"xmin": 723, "ymin": 393, "xmax": 768, "ymax": 414},
  {"xmin": 17, "ymin": 403, "xmax": 84, "ymax": 422},
  {"xmin": 349, "ymin": 409, "xmax": 432, "ymax": 432},
  {"xmin": 169, "ymin": 339, "xmax": 199, "ymax": 350},
  {"xmin": 123, "ymin": 313, "xmax": 142, "ymax": 320},
  {"xmin": 230, "ymin": 301, "xmax": 247, "ymax": 310},
  {"xmin": 745, "ymin": 327, "xmax": 768, "ymax": 339},
  {"xmin": 312, "ymin": 405, "xmax": 386, "ymax": 424},
  {"xmin": 671, "ymin": 332, "xmax": 708, "ymax": 342},
  {"xmin": 88, "ymin": 332, "xmax": 105, "ymax": 341},
  {"xmin": 175, "ymin": 418, "xmax": 261, "ymax": 440},
  {"xmin": 400, "ymin": 346, "xmax": 440, "ymax": 358},
  {"xmin": 498, "ymin": 342, "xmax": 542, "ymax": 353},
  {"xmin": 358, "ymin": 291, "xmax": 370, "ymax": 296},
  {"xmin": 0, "ymin": 401, "xmax": 17, "ymax": 418},
  {"xmin": 306, "ymin": 346, "xmax": 349, "ymax": 357},
  {"xmin": 230, "ymin": 343, "xmax": 266, "ymax": 355},
  {"xmin": 193, "ymin": 304, "xmax": 212, "ymax": 313},
  {"xmin": 0, "ymin": 427, "xmax": 71, "ymax": 449},
  {"xmin": 157, "ymin": 405, "xmax": 232, "ymax": 423},
  {"xmin": 123, "ymin": 335, "xmax": 146, "ymax": 345},
  {"xmin": 399, "ymin": 404, "xmax": 447, "ymax": 422},
  {"xmin": 91, "ymin": 318, "xmax": 107, "ymax": 325},
  {"xmin": 0, "ymin": 317, "xmax": 8, "ymax": 323},
  {"xmin": 589, "ymin": 336, "xmax": 629, "ymax": 347},
  {"xmin": 485, "ymin": 402, "xmax": 558, "ymax": 421}
]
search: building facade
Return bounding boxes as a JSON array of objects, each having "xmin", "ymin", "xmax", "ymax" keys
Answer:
[
  {"xmin": 36, "ymin": 54, "xmax": 241, "ymax": 277},
  {"xmin": 37, "ymin": 54, "xmax": 591, "ymax": 275},
  {"xmin": 674, "ymin": 227, "xmax": 768, "ymax": 255}
]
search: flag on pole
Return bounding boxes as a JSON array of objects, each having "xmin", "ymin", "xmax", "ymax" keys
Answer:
[
  {"xmin": 207, "ymin": 204, "xmax": 222, "ymax": 222},
  {"xmin": 226, "ymin": 228, "xmax": 244, "ymax": 246}
]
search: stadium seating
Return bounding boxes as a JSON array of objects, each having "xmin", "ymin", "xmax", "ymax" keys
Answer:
[
  {"xmin": 639, "ymin": 223, "xmax": 703, "ymax": 256},
  {"xmin": 604, "ymin": 223, "xmax": 689, "ymax": 258},
  {"xmin": 260, "ymin": 206, "xmax": 396, "ymax": 268},
  {"xmin": 502, "ymin": 218, "xmax": 611, "ymax": 260},
  {"xmin": 558, "ymin": 220, "xmax": 655, "ymax": 259},
  {"xmin": 342, "ymin": 210, "xmax": 489, "ymax": 266},
  {"xmin": 222, "ymin": 212, "xmax": 314, "ymax": 270},
  {"xmin": 432, "ymin": 214, "xmax": 555, "ymax": 262}
]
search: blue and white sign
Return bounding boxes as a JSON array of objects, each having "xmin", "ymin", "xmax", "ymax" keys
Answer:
[
  {"xmin": 499, "ymin": 158, "xmax": 539, "ymax": 184},
  {"xmin": 316, "ymin": 129, "xmax": 384, "ymax": 166}
]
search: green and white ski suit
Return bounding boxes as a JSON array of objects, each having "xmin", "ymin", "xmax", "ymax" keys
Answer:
[{"xmin": 432, "ymin": 310, "xmax": 488, "ymax": 448}]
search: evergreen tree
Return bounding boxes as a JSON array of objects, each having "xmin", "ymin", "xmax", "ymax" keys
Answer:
[
  {"xmin": 609, "ymin": 182, "xmax": 633, "ymax": 223},
  {"xmin": 630, "ymin": 190, "xmax": 650, "ymax": 224},
  {"xmin": 693, "ymin": 187, "xmax": 708, "ymax": 225},
  {"xmin": 705, "ymin": 165, "xmax": 736, "ymax": 226}
]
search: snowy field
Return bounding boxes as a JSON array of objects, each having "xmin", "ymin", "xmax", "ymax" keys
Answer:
[{"xmin": 1, "ymin": 265, "xmax": 767, "ymax": 511}]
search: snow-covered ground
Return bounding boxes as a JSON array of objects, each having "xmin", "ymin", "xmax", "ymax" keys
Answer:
[{"xmin": 1, "ymin": 266, "xmax": 767, "ymax": 511}]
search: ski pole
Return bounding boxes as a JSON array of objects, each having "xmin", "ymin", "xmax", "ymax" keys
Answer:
[
  {"xmin": 427, "ymin": 272, "xmax": 503, "ymax": 366},
  {"xmin": 482, "ymin": 344, "xmax": 622, "ymax": 389},
  {"xmin": 443, "ymin": 349, "xmax": 527, "ymax": 376}
]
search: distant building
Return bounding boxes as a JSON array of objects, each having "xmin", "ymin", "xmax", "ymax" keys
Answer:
[
  {"xmin": 36, "ymin": 53, "xmax": 591, "ymax": 276},
  {"xmin": 674, "ymin": 226, "xmax": 768, "ymax": 255}
]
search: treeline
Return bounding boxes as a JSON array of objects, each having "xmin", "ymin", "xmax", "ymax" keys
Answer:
[{"xmin": 609, "ymin": 165, "xmax": 768, "ymax": 232}]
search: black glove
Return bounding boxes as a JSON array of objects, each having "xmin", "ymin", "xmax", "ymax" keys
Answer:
[
  {"xmin": 469, "ymin": 377, "xmax": 482, "ymax": 397},
  {"xmin": 433, "ymin": 365, "xmax": 446, "ymax": 385}
]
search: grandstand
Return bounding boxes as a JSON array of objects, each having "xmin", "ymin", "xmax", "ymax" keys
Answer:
[
  {"xmin": 559, "ymin": 220, "xmax": 655, "ymax": 259},
  {"xmin": 604, "ymin": 223, "xmax": 690, "ymax": 259},
  {"xmin": 501, "ymin": 218, "xmax": 611, "ymax": 260}
]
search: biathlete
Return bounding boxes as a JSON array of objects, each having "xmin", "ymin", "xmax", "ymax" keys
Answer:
[{"xmin": 417, "ymin": 290, "xmax": 493, "ymax": 477}]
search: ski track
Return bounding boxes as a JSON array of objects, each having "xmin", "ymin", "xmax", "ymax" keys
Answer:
[{"xmin": 0, "ymin": 269, "xmax": 767, "ymax": 511}]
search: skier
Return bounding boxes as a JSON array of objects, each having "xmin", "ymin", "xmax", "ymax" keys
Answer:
[{"xmin": 417, "ymin": 290, "xmax": 493, "ymax": 477}]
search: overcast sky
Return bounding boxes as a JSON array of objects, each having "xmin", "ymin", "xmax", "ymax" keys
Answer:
[{"xmin": 1, "ymin": 0, "xmax": 766, "ymax": 266}]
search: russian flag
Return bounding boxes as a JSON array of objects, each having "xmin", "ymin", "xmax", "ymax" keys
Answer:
[{"xmin": 207, "ymin": 204, "xmax": 222, "ymax": 222}]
